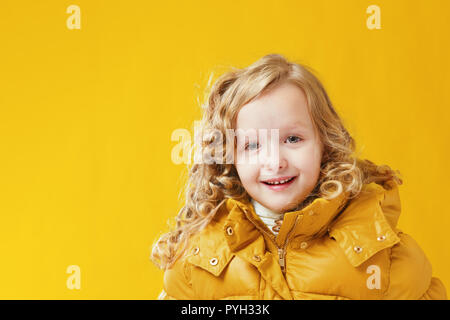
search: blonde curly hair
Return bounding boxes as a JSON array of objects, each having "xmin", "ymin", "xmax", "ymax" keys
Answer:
[{"xmin": 151, "ymin": 54, "xmax": 402, "ymax": 270}]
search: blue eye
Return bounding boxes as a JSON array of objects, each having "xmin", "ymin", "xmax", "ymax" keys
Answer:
[
  {"xmin": 245, "ymin": 142, "xmax": 260, "ymax": 150},
  {"xmin": 286, "ymin": 136, "xmax": 302, "ymax": 143}
]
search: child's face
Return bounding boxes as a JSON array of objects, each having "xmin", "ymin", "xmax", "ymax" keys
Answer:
[{"xmin": 234, "ymin": 82, "xmax": 323, "ymax": 213}]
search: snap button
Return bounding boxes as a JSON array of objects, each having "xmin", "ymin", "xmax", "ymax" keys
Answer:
[
  {"xmin": 226, "ymin": 226, "xmax": 234, "ymax": 236},
  {"xmin": 300, "ymin": 242, "xmax": 308, "ymax": 249},
  {"xmin": 353, "ymin": 246, "xmax": 363, "ymax": 254},
  {"xmin": 377, "ymin": 235, "xmax": 386, "ymax": 242},
  {"xmin": 192, "ymin": 247, "xmax": 199, "ymax": 255},
  {"xmin": 308, "ymin": 210, "xmax": 315, "ymax": 216},
  {"xmin": 252, "ymin": 255, "xmax": 261, "ymax": 262},
  {"xmin": 209, "ymin": 258, "xmax": 218, "ymax": 266}
]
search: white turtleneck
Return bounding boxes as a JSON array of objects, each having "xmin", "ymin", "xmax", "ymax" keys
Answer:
[{"xmin": 251, "ymin": 199, "xmax": 284, "ymax": 235}]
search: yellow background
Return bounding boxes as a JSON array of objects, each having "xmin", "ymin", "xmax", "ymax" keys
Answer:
[{"xmin": 0, "ymin": 0, "xmax": 449, "ymax": 299}]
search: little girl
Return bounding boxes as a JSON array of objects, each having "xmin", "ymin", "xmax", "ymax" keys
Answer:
[{"xmin": 151, "ymin": 54, "xmax": 447, "ymax": 300}]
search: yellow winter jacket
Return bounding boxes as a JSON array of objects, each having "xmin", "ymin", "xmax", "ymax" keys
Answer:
[{"xmin": 159, "ymin": 179, "xmax": 447, "ymax": 300}]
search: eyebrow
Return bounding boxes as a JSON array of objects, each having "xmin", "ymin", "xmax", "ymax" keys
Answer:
[{"xmin": 281, "ymin": 122, "xmax": 308, "ymax": 131}]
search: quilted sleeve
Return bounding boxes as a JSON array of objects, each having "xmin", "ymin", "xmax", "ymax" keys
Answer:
[{"xmin": 383, "ymin": 232, "xmax": 447, "ymax": 300}]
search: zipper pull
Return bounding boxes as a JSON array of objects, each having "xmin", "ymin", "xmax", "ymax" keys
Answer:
[{"xmin": 278, "ymin": 248, "xmax": 285, "ymax": 272}]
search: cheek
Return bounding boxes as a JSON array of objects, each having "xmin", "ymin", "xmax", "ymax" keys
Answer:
[
  {"xmin": 294, "ymin": 145, "xmax": 322, "ymax": 175},
  {"xmin": 312, "ymin": 146, "xmax": 323, "ymax": 171},
  {"xmin": 234, "ymin": 163, "xmax": 258, "ymax": 186}
]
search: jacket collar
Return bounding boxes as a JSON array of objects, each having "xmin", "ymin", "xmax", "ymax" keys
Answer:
[
  {"xmin": 223, "ymin": 179, "xmax": 402, "ymax": 267},
  {"xmin": 225, "ymin": 188, "xmax": 350, "ymax": 248},
  {"xmin": 327, "ymin": 179, "xmax": 401, "ymax": 267}
]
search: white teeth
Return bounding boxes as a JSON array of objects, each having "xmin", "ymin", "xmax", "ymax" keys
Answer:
[{"xmin": 265, "ymin": 177, "xmax": 294, "ymax": 185}]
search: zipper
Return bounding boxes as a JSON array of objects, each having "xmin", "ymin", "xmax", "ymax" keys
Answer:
[
  {"xmin": 277, "ymin": 248, "xmax": 286, "ymax": 271},
  {"xmin": 243, "ymin": 207, "xmax": 301, "ymax": 273},
  {"xmin": 277, "ymin": 215, "xmax": 300, "ymax": 273}
]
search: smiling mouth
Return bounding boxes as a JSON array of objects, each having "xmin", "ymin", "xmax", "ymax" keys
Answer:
[{"xmin": 262, "ymin": 176, "xmax": 296, "ymax": 185}]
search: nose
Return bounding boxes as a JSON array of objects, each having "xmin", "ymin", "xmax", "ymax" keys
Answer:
[{"xmin": 261, "ymin": 147, "xmax": 287, "ymax": 173}]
